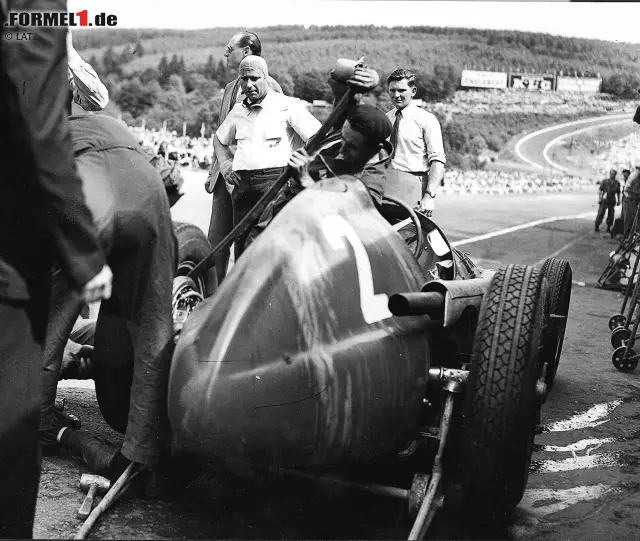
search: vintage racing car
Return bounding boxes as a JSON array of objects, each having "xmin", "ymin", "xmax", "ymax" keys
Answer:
[
  {"xmin": 157, "ymin": 171, "xmax": 572, "ymax": 539},
  {"xmin": 89, "ymin": 68, "xmax": 572, "ymax": 539}
]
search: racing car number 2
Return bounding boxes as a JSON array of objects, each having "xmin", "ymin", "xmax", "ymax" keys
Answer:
[{"xmin": 322, "ymin": 215, "xmax": 393, "ymax": 325}]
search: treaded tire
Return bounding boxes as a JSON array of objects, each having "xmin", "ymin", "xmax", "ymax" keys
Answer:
[
  {"xmin": 459, "ymin": 264, "xmax": 546, "ymax": 521},
  {"xmin": 173, "ymin": 221, "xmax": 217, "ymax": 297},
  {"xmin": 95, "ymin": 222, "xmax": 217, "ymax": 434},
  {"xmin": 539, "ymin": 258, "xmax": 572, "ymax": 390}
]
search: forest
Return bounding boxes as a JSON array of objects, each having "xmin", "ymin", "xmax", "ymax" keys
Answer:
[{"xmin": 76, "ymin": 25, "xmax": 640, "ymax": 167}]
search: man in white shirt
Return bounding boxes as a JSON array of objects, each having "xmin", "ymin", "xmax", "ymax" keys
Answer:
[
  {"xmin": 205, "ymin": 31, "xmax": 283, "ymax": 283},
  {"xmin": 386, "ymin": 69, "xmax": 446, "ymax": 216},
  {"xmin": 214, "ymin": 55, "xmax": 321, "ymax": 256}
]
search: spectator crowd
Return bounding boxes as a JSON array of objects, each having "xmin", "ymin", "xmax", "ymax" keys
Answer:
[{"xmin": 429, "ymin": 88, "xmax": 638, "ymax": 117}]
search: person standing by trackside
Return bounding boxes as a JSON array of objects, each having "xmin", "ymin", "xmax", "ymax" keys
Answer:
[
  {"xmin": 594, "ymin": 168, "xmax": 621, "ymax": 233},
  {"xmin": 623, "ymin": 161, "xmax": 640, "ymax": 236},
  {"xmin": 213, "ymin": 55, "xmax": 321, "ymax": 257},
  {"xmin": 385, "ymin": 69, "xmax": 446, "ymax": 216},
  {"xmin": 205, "ymin": 31, "xmax": 283, "ymax": 283}
]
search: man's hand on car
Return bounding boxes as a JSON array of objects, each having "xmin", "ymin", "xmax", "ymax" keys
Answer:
[
  {"xmin": 81, "ymin": 264, "xmax": 113, "ymax": 303},
  {"xmin": 417, "ymin": 195, "xmax": 435, "ymax": 218},
  {"xmin": 288, "ymin": 149, "xmax": 315, "ymax": 188}
]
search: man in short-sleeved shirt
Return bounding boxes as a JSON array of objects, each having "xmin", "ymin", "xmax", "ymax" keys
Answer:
[
  {"xmin": 595, "ymin": 168, "xmax": 620, "ymax": 233},
  {"xmin": 214, "ymin": 55, "xmax": 321, "ymax": 256},
  {"xmin": 205, "ymin": 31, "xmax": 283, "ymax": 283},
  {"xmin": 386, "ymin": 69, "xmax": 446, "ymax": 216}
]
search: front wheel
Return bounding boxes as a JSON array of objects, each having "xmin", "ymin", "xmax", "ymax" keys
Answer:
[{"xmin": 458, "ymin": 264, "xmax": 546, "ymax": 521}]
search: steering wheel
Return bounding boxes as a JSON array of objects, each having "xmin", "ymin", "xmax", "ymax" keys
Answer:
[{"xmin": 384, "ymin": 195, "xmax": 424, "ymax": 259}]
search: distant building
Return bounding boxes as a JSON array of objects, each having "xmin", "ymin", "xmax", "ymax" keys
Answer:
[{"xmin": 312, "ymin": 99, "xmax": 330, "ymax": 108}]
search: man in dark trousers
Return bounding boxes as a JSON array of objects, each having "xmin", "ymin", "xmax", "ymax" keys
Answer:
[
  {"xmin": 0, "ymin": 0, "xmax": 113, "ymax": 535},
  {"xmin": 205, "ymin": 31, "xmax": 283, "ymax": 283},
  {"xmin": 595, "ymin": 168, "xmax": 621, "ymax": 233},
  {"xmin": 41, "ymin": 112, "xmax": 177, "ymax": 477}
]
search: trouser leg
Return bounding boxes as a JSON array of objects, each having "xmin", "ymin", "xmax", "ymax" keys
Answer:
[
  {"xmin": 206, "ymin": 176, "xmax": 233, "ymax": 284},
  {"xmin": 606, "ymin": 204, "xmax": 615, "ymax": 228},
  {"xmin": 595, "ymin": 202, "xmax": 606, "ymax": 229},
  {"xmin": 384, "ymin": 168, "xmax": 423, "ymax": 208},
  {"xmin": 98, "ymin": 211, "xmax": 175, "ymax": 466},
  {"xmin": 245, "ymin": 182, "xmax": 300, "ymax": 249},
  {"xmin": 0, "ymin": 299, "xmax": 47, "ymax": 539},
  {"xmin": 231, "ymin": 167, "xmax": 286, "ymax": 258},
  {"xmin": 39, "ymin": 273, "xmax": 83, "ymax": 444}
]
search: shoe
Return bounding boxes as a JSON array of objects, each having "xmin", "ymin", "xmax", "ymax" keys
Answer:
[{"xmin": 40, "ymin": 406, "xmax": 82, "ymax": 452}]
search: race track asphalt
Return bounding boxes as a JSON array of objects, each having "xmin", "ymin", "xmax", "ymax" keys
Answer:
[
  {"xmin": 513, "ymin": 113, "xmax": 633, "ymax": 178},
  {"xmin": 35, "ymin": 170, "xmax": 640, "ymax": 540}
]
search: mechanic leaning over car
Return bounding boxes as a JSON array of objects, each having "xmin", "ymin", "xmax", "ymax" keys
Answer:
[
  {"xmin": 0, "ymin": 1, "xmax": 113, "ymax": 536},
  {"xmin": 38, "ymin": 38, "xmax": 177, "ymax": 482},
  {"xmin": 206, "ymin": 32, "xmax": 284, "ymax": 283},
  {"xmin": 213, "ymin": 55, "xmax": 322, "ymax": 258},
  {"xmin": 246, "ymin": 103, "xmax": 393, "ymax": 247},
  {"xmin": 386, "ymin": 69, "xmax": 446, "ymax": 217},
  {"xmin": 244, "ymin": 61, "xmax": 391, "ymax": 247}
]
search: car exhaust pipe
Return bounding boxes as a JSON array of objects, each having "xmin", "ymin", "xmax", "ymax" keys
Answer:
[{"xmin": 388, "ymin": 291, "xmax": 445, "ymax": 317}]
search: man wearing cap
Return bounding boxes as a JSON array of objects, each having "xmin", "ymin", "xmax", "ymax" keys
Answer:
[
  {"xmin": 594, "ymin": 168, "xmax": 620, "ymax": 233},
  {"xmin": 205, "ymin": 31, "xmax": 283, "ymax": 283},
  {"xmin": 213, "ymin": 55, "xmax": 321, "ymax": 256},
  {"xmin": 246, "ymin": 104, "xmax": 393, "ymax": 246},
  {"xmin": 386, "ymin": 69, "xmax": 446, "ymax": 216}
]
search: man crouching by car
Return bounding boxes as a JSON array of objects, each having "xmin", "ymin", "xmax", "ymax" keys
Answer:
[{"xmin": 40, "ymin": 110, "xmax": 177, "ymax": 482}]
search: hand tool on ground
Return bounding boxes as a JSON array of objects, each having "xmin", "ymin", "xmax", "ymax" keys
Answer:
[
  {"xmin": 75, "ymin": 462, "xmax": 146, "ymax": 540},
  {"xmin": 77, "ymin": 474, "xmax": 110, "ymax": 519}
]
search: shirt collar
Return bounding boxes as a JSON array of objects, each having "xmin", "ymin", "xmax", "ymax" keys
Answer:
[
  {"xmin": 397, "ymin": 102, "xmax": 416, "ymax": 116},
  {"xmin": 242, "ymin": 88, "xmax": 272, "ymax": 111}
]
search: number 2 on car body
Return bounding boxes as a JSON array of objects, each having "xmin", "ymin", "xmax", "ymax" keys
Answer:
[{"xmin": 322, "ymin": 215, "xmax": 393, "ymax": 324}]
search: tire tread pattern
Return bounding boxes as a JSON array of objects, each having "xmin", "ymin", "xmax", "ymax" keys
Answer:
[{"xmin": 461, "ymin": 264, "xmax": 545, "ymax": 520}]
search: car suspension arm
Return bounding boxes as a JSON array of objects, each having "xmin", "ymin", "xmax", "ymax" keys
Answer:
[{"xmin": 407, "ymin": 378, "xmax": 462, "ymax": 540}]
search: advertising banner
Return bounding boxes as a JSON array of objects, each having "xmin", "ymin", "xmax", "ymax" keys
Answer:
[
  {"xmin": 556, "ymin": 76, "xmax": 602, "ymax": 93},
  {"xmin": 460, "ymin": 70, "xmax": 508, "ymax": 89},
  {"xmin": 509, "ymin": 73, "xmax": 556, "ymax": 91}
]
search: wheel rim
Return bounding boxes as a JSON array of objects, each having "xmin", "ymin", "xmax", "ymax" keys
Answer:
[
  {"xmin": 177, "ymin": 260, "xmax": 207, "ymax": 297},
  {"xmin": 609, "ymin": 315, "xmax": 626, "ymax": 331},
  {"xmin": 612, "ymin": 346, "xmax": 639, "ymax": 372},
  {"xmin": 611, "ymin": 327, "xmax": 632, "ymax": 349}
]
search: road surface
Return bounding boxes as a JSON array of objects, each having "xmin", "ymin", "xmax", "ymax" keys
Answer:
[
  {"xmin": 34, "ymin": 171, "xmax": 640, "ymax": 540},
  {"xmin": 514, "ymin": 114, "xmax": 633, "ymax": 177}
]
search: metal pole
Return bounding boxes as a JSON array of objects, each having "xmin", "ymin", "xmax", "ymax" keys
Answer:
[{"xmin": 408, "ymin": 392, "xmax": 455, "ymax": 540}]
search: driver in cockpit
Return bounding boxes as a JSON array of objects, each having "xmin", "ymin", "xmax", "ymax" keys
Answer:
[{"xmin": 245, "ymin": 104, "xmax": 393, "ymax": 247}]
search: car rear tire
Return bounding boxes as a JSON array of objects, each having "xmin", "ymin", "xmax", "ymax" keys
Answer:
[
  {"xmin": 173, "ymin": 221, "xmax": 217, "ymax": 297},
  {"xmin": 459, "ymin": 264, "xmax": 546, "ymax": 522},
  {"xmin": 95, "ymin": 222, "xmax": 216, "ymax": 434},
  {"xmin": 539, "ymin": 258, "xmax": 572, "ymax": 390}
]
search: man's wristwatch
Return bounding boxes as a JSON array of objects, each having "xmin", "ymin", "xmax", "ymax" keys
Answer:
[{"xmin": 425, "ymin": 190, "xmax": 436, "ymax": 198}]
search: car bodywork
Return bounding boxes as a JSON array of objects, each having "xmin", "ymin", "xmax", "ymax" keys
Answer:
[{"xmin": 163, "ymin": 168, "xmax": 570, "ymax": 540}]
